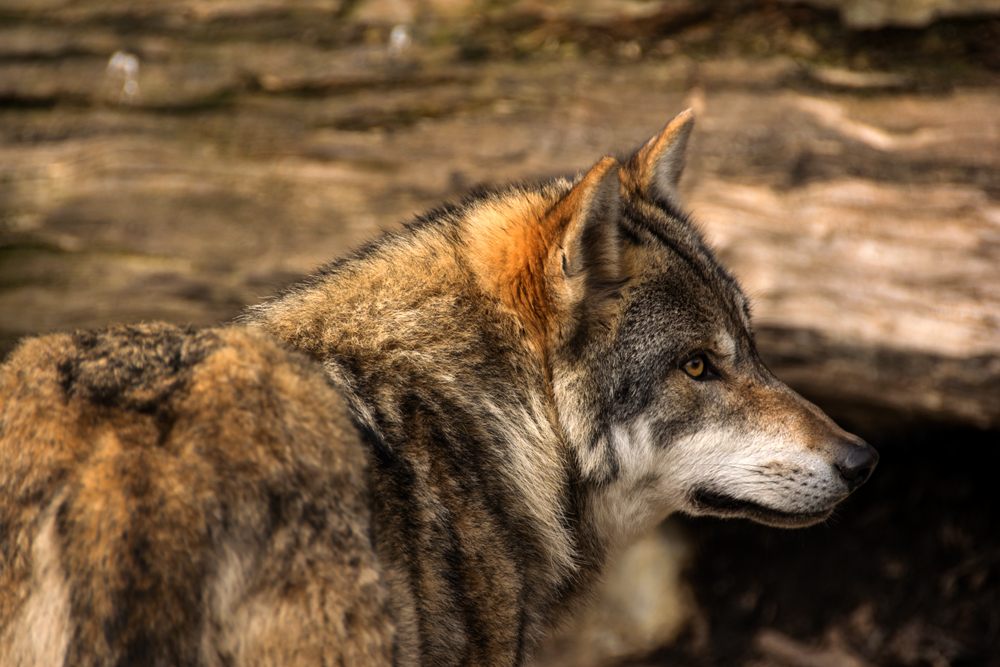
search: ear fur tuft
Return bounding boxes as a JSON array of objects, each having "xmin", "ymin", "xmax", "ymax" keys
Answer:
[{"xmin": 623, "ymin": 109, "xmax": 695, "ymax": 205}]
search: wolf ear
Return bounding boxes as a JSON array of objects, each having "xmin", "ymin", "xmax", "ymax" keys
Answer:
[
  {"xmin": 623, "ymin": 109, "xmax": 694, "ymax": 205},
  {"xmin": 547, "ymin": 156, "xmax": 624, "ymax": 336},
  {"xmin": 558, "ymin": 157, "xmax": 621, "ymax": 279}
]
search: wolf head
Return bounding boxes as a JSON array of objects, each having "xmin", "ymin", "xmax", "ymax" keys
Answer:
[{"xmin": 472, "ymin": 111, "xmax": 878, "ymax": 546}]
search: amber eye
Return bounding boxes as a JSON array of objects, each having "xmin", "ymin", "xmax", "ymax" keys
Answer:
[{"xmin": 683, "ymin": 356, "xmax": 706, "ymax": 378}]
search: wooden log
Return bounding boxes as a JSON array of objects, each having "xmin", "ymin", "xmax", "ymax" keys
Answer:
[{"xmin": 684, "ymin": 91, "xmax": 1000, "ymax": 430}]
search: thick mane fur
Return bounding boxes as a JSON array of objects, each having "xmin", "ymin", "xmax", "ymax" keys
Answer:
[{"xmin": 243, "ymin": 175, "xmax": 613, "ymax": 665}]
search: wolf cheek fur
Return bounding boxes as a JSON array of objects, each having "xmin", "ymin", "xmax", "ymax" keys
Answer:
[{"xmin": 0, "ymin": 110, "xmax": 877, "ymax": 666}]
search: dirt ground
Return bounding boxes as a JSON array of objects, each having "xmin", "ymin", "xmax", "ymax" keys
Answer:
[{"xmin": 1, "ymin": 1, "xmax": 998, "ymax": 665}]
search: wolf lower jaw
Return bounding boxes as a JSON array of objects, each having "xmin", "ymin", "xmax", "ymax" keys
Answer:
[{"xmin": 688, "ymin": 487, "xmax": 845, "ymax": 528}]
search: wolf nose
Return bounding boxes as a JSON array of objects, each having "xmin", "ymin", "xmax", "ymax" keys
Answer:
[{"xmin": 834, "ymin": 438, "xmax": 879, "ymax": 491}]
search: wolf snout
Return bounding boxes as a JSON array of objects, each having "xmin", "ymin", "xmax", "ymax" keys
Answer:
[{"xmin": 832, "ymin": 437, "xmax": 879, "ymax": 491}]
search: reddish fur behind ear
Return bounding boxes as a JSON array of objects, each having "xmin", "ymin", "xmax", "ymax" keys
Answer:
[
  {"xmin": 466, "ymin": 157, "xmax": 621, "ymax": 356},
  {"xmin": 465, "ymin": 193, "xmax": 563, "ymax": 353}
]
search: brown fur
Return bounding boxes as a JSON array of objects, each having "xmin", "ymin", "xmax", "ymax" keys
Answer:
[{"xmin": 1, "ymin": 324, "xmax": 393, "ymax": 666}]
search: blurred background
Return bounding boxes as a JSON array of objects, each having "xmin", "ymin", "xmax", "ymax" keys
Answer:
[{"xmin": 1, "ymin": 0, "xmax": 998, "ymax": 665}]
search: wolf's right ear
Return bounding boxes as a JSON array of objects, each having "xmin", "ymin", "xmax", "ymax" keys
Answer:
[{"xmin": 622, "ymin": 109, "xmax": 694, "ymax": 206}]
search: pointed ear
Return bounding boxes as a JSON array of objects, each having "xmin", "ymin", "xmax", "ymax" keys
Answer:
[
  {"xmin": 558, "ymin": 157, "xmax": 621, "ymax": 279},
  {"xmin": 546, "ymin": 156, "xmax": 625, "ymax": 338},
  {"xmin": 623, "ymin": 109, "xmax": 695, "ymax": 204}
]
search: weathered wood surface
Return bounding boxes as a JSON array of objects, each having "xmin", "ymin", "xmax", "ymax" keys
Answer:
[
  {"xmin": 1, "ymin": 1, "xmax": 999, "ymax": 435},
  {"xmin": 688, "ymin": 103, "xmax": 1000, "ymax": 429}
]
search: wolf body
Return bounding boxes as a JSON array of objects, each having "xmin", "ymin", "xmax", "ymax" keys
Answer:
[{"xmin": 0, "ymin": 111, "xmax": 877, "ymax": 667}]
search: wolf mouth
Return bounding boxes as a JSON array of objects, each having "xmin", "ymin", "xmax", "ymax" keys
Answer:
[{"xmin": 690, "ymin": 488, "xmax": 835, "ymax": 528}]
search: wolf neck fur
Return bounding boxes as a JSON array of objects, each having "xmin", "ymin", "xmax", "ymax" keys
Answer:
[{"xmin": 243, "ymin": 190, "xmax": 630, "ymax": 639}]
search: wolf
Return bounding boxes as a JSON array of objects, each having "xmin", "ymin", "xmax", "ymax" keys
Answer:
[{"xmin": 0, "ymin": 110, "xmax": 877, "ymax": 667}]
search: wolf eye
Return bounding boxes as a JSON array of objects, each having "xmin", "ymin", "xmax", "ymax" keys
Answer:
[{"xmin": 682, "ymin": 355, "xmax": 706, "ymax": 378}]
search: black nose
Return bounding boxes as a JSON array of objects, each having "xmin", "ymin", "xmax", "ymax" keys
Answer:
[{"xmin": 835, "ymin": 438, "xmax": 879, "ymax": 491}]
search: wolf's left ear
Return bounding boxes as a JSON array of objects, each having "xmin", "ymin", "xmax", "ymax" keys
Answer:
[
  {"xmin": 557, "ymin": 157, "xmax": 621, "ymax": 281},
  {"xmin": 546, "ymin": 156, "xmax": 624, "ymax": 335},
  {"xmin": 623, "ymin": 109, "xmax": 694, "ymax": 205}
]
